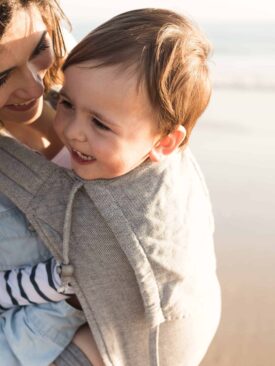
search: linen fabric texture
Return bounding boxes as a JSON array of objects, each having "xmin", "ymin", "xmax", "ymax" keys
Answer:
[
  {"xmin": 0, "ymin": 136, "xmax": 221, "ymax": 366},
  {"xmin": 54, "ymin": 342, "xmax": 92, "ymax": 366}
]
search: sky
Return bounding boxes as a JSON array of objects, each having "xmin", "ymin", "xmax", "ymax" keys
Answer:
[{"xmin": 60, "ymin": 0, "xmax": 275, "ymax": 23}]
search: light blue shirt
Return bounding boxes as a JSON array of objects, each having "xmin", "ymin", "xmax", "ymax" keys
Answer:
[{"xmin": 0, "ymin": 193, "xmax": 86, "ymax": 366}]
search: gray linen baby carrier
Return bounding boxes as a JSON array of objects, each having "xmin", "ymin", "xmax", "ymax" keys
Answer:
[{"xmin": 0, "ymin": 136, "xmax": 220, "ymax": 366}]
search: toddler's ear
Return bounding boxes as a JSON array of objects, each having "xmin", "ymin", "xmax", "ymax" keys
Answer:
[{"xmin": 149, "ymin": 125, "xmax": 186, "ymax": 162}]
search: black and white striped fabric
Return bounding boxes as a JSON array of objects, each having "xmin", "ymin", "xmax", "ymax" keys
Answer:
[{"xmin": 0, "ymin": 257, "xmax": 73, "ymax": 312}]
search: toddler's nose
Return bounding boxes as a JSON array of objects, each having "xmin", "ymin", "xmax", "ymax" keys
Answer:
[{"xmin": 64, "ymin": 117, "xmax": 87, "ymax": 143}]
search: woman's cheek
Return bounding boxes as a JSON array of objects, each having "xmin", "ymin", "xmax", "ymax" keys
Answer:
[
  {"xmin": 0, "ymin": 94, "xmax": 6, "ymax": 110},
  {"xmin": 36, "ymin": 49, "xmax": 54, "ymax": 75},
  {"xmin": 0, "ymin": 84, "xmax": 12, "ymax": 110}
]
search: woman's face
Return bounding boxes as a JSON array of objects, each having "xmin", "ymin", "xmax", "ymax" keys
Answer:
[{"xmin": 0, "ymin": 5, "xmax": 54, "ymax": 125}]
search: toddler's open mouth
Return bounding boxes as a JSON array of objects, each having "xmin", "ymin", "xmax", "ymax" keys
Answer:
[{"xmin": 71, "ymin": 148, "xmax": 96, "ymax": 163}]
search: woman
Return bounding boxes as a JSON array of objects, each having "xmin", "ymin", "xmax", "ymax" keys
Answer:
[
  {"xmin": 0, "ymin": 0, "xmax": 64, "ymax": 156},
  {"xmin": 0, "ymin": 1, "xmax": 98, "ymax": 365},
  {"xmin": 0, "ymin": 3, "xmax": 220, "ymax": 366}
]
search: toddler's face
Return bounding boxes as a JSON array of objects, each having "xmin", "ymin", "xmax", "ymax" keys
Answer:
[{"xmin": 54, "ymin": 62, "xmax": 161, "ymax": 180}]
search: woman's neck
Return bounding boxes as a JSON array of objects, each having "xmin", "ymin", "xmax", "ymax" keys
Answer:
[{"xmin": 1, "ymin": 101, "xmax": 63, "ymax": 160}]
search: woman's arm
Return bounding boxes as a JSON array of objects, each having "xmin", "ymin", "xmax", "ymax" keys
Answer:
[
  {"xmin": 51, "ymin": 324, "xmax": 105, "ymax": 366},
  {"xmin": 73, "ymin": 325, "xmax": 105, "ymax": 366}
]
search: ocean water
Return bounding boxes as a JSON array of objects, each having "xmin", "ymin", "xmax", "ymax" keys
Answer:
[
  {"xmin": 203, "ymin": 22, "xmax": 275, "ymax": 89},
  {"xmin": 70, "ymin": 20, "xmax": 275, "ymax": 90}
]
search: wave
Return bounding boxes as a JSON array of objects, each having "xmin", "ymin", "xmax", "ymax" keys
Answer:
[{"xmin": 210, "ymin": 55, "xmax": 275, "ymax": 90}]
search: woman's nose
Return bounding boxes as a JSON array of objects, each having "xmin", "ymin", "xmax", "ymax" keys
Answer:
[{"xmin": 15, "ymin": 64, "xmax": 44, "ymax": 100}]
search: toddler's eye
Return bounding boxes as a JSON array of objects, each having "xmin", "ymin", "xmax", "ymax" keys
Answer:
[
  {"xmin": 92, "ymin": 117, "xmax": 110, "ymax": 131},
  {"xmin": 59, "ymin": 98, "xmax": 73, "ymax": 109}
]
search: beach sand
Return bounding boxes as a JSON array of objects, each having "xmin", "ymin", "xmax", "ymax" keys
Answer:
[{"xmin": 190, "ymin": 88, "xmax": 275, "ymax": 366}]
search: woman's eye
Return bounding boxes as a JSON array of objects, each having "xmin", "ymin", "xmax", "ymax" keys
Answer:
[
  {"xmin": 32, "ymin": 38, "xmax": 50, "ymax": 58},
  {"xmin": 92, "ymin": 117, "xmax": 110, "ymax": 131},
  {"xmin": 0, "ymin": 72, "xmax": 10, "ymax": 88}
]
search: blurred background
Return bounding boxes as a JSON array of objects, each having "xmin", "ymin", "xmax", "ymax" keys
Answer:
[{"xmin": 60, "ymin": 1, "xmax": 275, "ymax": 365}]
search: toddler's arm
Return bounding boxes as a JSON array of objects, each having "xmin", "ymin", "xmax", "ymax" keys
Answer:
[{"xmin": 0, "ymin": 257, "xmax": 73, "ymax": 311}]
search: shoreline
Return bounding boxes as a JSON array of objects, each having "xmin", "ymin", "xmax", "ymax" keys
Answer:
[{"xmin": 191, "ymin": 87, "xmax": 275, "ymax": 366}]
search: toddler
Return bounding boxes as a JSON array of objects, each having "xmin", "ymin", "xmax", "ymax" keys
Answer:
[{"xmin": 0, "ymin": 8, "xmax": 221, "ymax": 366}]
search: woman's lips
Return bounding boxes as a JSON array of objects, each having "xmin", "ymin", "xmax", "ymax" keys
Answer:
[{"xmin": 5, "ymin": 99, "xmax": 38, "ymax": 112}]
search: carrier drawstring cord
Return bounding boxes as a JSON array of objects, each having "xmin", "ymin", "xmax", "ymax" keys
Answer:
[
  {"xmin": 149, "ymin": 326, "xmax": 160, "ymax": 366},
  {"xmin": 57, "ymin": 180, "xmax": 84, "ymax": 294},
  {"xmin": 59, "ymin": 179, "xmax": 162, "ymax": 365}
]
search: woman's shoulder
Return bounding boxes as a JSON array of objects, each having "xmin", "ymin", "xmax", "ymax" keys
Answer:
[
  {"xmin": 0, "ymin": 192, "xmax": 51, "ymax": 269},
  {"xmin": 0, "ymin": 192, "xmax": 16, "ymax": 212},
  {"xmin": 0, "ymin": 192, "xmax": 32, "ymax": 237}
]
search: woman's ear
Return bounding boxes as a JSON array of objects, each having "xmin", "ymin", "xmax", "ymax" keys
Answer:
[{"xmin": 149, "ymin": 125, "xmax": 186, "ymax": 162}]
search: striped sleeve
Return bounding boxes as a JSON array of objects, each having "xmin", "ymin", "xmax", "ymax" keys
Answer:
[{"xmin": 0, "ymin": 257, "xmax": 74, "ymax": 312}]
